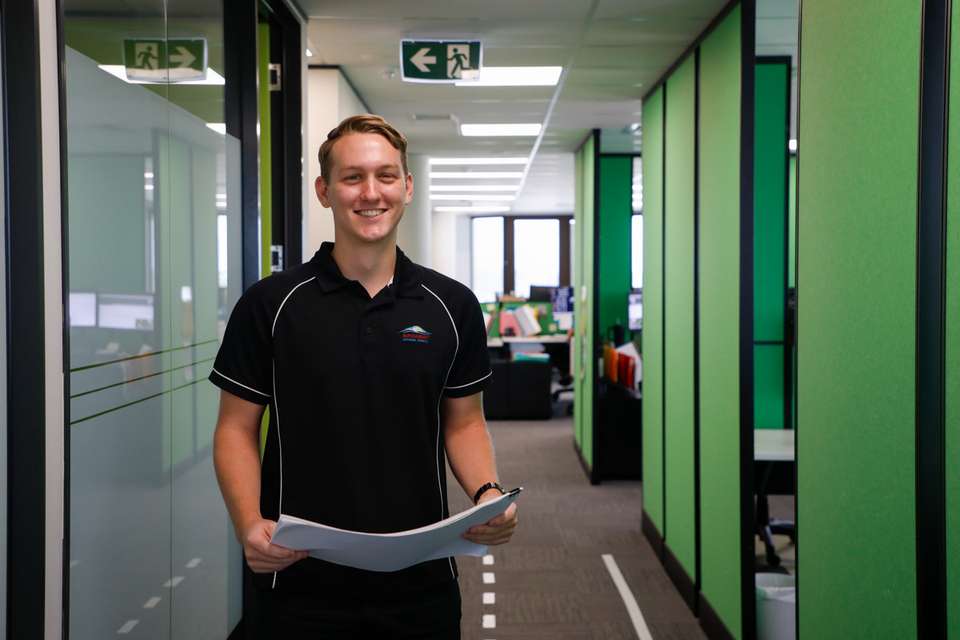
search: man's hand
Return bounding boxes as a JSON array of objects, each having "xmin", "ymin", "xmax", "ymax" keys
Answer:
[
  {"xmin": 463, "ymin": 492, "xmax": 518, "ymax": 546},
  {"xmin": 242, "ymin": 518, "xmax": 309, "ymax": 573}
]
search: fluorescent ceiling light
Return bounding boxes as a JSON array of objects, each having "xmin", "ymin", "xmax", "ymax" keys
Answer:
[
  {"xmin": 305, "ymin": 48, "xmax": 314, "ymax": 57},
  {"xmin": 435, "ymin": 206, "xmax": 511, "ymax": 213},
  {"xmin": 455, "ymin": 66, "xmax": 562, "ymax": 87},
  {"xmin": 98, "ymin": 64, "xmax": 225, "ymax": 85},
  {"xmin": 430, "ymin": 194, "xmax": 516, "ymax": 201},
  {"xmin": 789, "ymin": 139, "xmax": 798, "ymax": 152},
  {"xmin": 429, "ymin": 157, "xmax": 528, "ymax": 165},
  {"xmin": 430, "ymin": 184, "xmax": 520, "ymax": 192},
  {"xmin": 206, "ymin": 123, "xmax": 227, "ymax": 135},
  {"xmin": 460, "ymin": 123, "xmax": 542, "ymax": 137},
  {"xmin": 429, "ymin": 171, "xmax": 524, "ymax": 179}
]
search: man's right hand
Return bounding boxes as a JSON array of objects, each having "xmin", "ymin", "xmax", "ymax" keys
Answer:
[{"xmin": 242, "ymin": 518, "xmax": 309, "ymax": 573}]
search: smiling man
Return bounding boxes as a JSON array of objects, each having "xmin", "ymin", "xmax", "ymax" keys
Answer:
[{"xmin": 210, "ymin": 114, "xmax": 517, "ymax": 638}]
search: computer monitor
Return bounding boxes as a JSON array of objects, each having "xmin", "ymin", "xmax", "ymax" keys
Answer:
[
  {"xmin": 627, "ymin": 291, "xmax": 643, "ymax": 330},
  {"xmin": 528, "ymin": 285, "xmax": 555, "ymax": 302}
]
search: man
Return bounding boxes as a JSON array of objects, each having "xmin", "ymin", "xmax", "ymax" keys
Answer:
[{"xmin": 210, "ymin": 114, "xmax": 517, "ymax": 637}]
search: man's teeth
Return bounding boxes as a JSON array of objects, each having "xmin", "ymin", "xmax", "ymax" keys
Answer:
[{"xmin": 356, "ymin": 209, "xmax": 384, "ymax": 218}]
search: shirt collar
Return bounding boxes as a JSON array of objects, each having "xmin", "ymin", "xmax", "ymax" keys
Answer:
[{"xmin": 309, "ymin": 242, "xmax": 424, "ymax": 298}]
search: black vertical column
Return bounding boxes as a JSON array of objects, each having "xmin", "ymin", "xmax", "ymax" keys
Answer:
[
  {"xmin": 915, "ymin": 0, "xmax": 949, "ymax": 636},
  {"xmin": 1, "ymin": 0, "xmax": 46, "ymax": 637}
]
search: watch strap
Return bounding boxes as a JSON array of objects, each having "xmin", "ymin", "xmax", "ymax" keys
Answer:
[{"xmin": 473, "ymin": 482, "xmax": 506, "ymax": 504}]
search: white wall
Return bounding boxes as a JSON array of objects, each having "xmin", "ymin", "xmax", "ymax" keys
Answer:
[
  {"xmin": 397, "ymin": 153, "xmax": 431, "ymax": 266},
  {"xmin": 431, "ymin": 212, "xmax": 471, "ymax": 286}
]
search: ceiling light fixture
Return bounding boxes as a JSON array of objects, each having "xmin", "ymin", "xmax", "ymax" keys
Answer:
[
  {"xmin": 429, "ymin": 171, "xmax": 524, "ymax": 179},
  {"xmin": 430, "ymin": 194, "xmax": 516, "ymax": 201},
  {"xmin": 460, "ymin": 123, "xmax": 542, "ymax": 137},
  {"xmin": 206, "ymin": 123, "xmax": 227, "ymax": 135},
  {"xmin": 455, "ymin": 66, "xmax": 562, "ymax": 87},
  {"xmin": 430, "ymin": 185, "xmax": 520, "ymax": 192},
  {"xmin": 435, "ymin": 206, "xmax": 511, "ymax": 213},
  {"xmin": 305, "ymin": 48, "xmax": 314, "ymax": 58},
  {"xmin": 98, "ymin": 64, "xmax": 225, "ymax": 86},
  {"xmin": 429, "ymin": 157, "xmax": 528, "ymax": 166}
]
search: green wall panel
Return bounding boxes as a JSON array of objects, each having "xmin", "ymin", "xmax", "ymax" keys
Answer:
[
  {"xmin": 573, "ymin": 134, "xmax": 596, "ymax": 469},
  {"xmin": 947, "ymin": 2, "xmax": 960, "ymax": 634},
  {"xmin": 598, "ymin": 155, "xmax": 633, "ymax": 336},
  {"xmin": 663, "ymin": 56, "xmax": 697, "ymax": 577},
  {"xmin": 754, "ymin": 345, "xmax": 783, "ymax": 430},
  {"xmin": 797, "ymin": 2, "xmax": 920, "ymax": 637},
  {"xmin": 642, "ymin": 87, "xmax": 665, "ymax": 533},
  {"xmin": 789, "ymin": 154, "xmax": 796, "ymax": 289},
  {"xmin": 697, "ymin": 7, "xmax": 742, "ymax": 636}
]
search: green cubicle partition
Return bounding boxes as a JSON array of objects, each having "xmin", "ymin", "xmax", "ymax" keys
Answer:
[
  {"xmin": 797, "ymin": 1, "xmax": 921, "ymax": 637},
  {"xmin": 641, "ymin": 87, "xmax": 665, "ymax": 538},
  {"xmin": 573, "ymin": 131, "xmax": 597, "ymax": 479},
  {"xmin": 641, "ymin": 3, "xmax": 754, "ymax": 637},
  {"xmin": 598, "ymin": 155, "xmax": 634, "ymax": 337},
  {"xmin": 698, "ymin": 6, "xmax": 748, "ymax": 637},
  {"xmin": 663, "ymin": 53, "xmax": 698, "ymax": 601},
  {"xmin": 948, "ymin": 3, "xmax": 960, "ymax": 635},
  {"xmin": 753, "ymin": 59, "xmax": 789, "ymax": 431}
]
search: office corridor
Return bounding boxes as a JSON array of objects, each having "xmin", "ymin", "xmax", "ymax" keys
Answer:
[{"xmin": 449, "ymin": 416, "xmax": 705, "ymax": 640}]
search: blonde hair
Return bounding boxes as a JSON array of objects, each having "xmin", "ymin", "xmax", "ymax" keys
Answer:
[{"xmin": 318, "ymin": 114, "xmax": 408, "ymax": 181}]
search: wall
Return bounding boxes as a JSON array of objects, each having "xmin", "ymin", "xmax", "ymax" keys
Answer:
[
  {"xmin": 431, "ymin": 212, "xmax": 471, "ymax": 284},
  {"xmin": 597, "ymin": 155, "xmax": 633, "ymax": 336},
  {"xmin": 573, "ymin": 132, "xmax": 597, "ymax": 472},
  {"xmin": 797, "ymin": 1, "xmax": 920, "ymax": 636}
]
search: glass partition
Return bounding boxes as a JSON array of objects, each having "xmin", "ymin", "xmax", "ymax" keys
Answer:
[{"xmin": 63, "ymin": 2, "xmax": 242, "ymax": 637}]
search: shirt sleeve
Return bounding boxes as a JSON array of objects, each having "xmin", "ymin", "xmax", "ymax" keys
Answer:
[
  {"xmin": 209, "ymin": 288, "xmax": 273, "ymax": 405},
  {"xmin": 443, "ymin": 289, "xmax": 492, "ymax": 398}
]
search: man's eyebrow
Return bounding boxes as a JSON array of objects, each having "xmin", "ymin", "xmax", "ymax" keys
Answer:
[{"xmin": 338, "ymin": 164, "xmax": 402, "ymax": 173}]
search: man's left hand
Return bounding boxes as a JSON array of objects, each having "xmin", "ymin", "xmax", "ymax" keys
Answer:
[{"xmin": 462, "ymin": 492, "xmax": 518, "ymax": 546}]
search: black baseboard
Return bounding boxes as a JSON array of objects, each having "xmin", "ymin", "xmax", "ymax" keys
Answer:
[
  {"xmin": 641, "ymin": 510, "xmax": 664, "ymax": 558},
  {"xmin": 572, "ymin": 438, "xmax": 598, "ymax": 484},
  {"xmin": 699, "ymin": 593, "xmax": 736, "ymax": 640},
  {"xmin": 663, "ymin": 543, "xmax": 698, "ymax": 612}
]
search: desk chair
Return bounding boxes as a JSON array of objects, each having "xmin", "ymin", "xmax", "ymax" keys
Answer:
[{"xmin": 756, "ymin": 459, "xmax": 796, "ymax": 567}]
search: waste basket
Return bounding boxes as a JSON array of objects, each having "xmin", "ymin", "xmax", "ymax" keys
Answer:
[{"xmin": 756, "ymin": 572, "xmax": 795, "ymax": 640}]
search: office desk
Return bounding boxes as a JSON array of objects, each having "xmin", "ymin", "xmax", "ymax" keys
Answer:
[
  {"xmin": 486, "ymin": 334, "xmax": 570, "ymax": 347},
  {"xmin": 754, "ymin": 429, "xmax": 795, "ymax": 567}
]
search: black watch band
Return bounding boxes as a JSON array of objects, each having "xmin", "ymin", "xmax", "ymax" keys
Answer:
[{"xmin": 473, "ymin": 482, "xmax": 506, "ymax": 504}]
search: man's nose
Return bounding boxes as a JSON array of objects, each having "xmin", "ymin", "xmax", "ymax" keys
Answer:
[{"xmin": 359, "ymin": 177, "xmax": 379, "ymax": 201}]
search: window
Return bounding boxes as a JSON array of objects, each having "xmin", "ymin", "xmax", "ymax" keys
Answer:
[
  {"xmin": 471, "ymin": 217, "xmax": 504, "ymax": 302},
  {"xmin": 513, "ymin": 218, "xmax": 559, "ymax": 298}
]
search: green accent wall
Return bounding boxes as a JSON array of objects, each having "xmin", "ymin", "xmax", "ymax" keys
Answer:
[
  {"xmin": 598, "ymin": 155, "xmax": 634, "ymax": 336},
  {"xmin": 754, "ymin": 60, "xmax": 789, "ymax": 430},
  {"xmin": 697, "ymin": 8, "xmax": 742, "ymax": 636},
  {"xmin": 947, "ymin": 2, "xmax": 960, "ymax": 634},
  {"xmin": 797, "ymin": 1, "xmax": 920, "ymax": 637},
  {"xmin": 641, "ymin": 88, "xmax": 665, "ymax": 533},
  {"xmin": 789, "ymin": 154, "xmax": 796, "ymax": 289},
  {"xmin": 573, "ymin": 133, "xmax": 597, "ymax": 470},
  {"xmin": 258, "ymin": 22, "xmax": 272, "ymax": 279},
  {"xmin": 663, "ymin": 55, "xmax": 697, "ymax": 577}
]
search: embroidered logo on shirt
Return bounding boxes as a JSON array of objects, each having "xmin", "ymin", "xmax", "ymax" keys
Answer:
[{"xmin": 399, "ymin": 325, "xmax": 432, "ymax": 344}]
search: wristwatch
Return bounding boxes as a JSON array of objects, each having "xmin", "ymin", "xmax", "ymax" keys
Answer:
[{"xmin": 473, "ymin": 482, "xmax": 506, "ymax": 504}]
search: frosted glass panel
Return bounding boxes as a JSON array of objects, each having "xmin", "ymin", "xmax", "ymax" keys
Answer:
[
  {"xmin": 514, "ymin": 218, "xmax": 560, "ymax": 299},
  {"xmin": 472, "ymin": 217, "xmax": 504, "ymax": 302},
  {"xmin": 64, "ymin": 3, "xmax": 241, "ymax": 638}
]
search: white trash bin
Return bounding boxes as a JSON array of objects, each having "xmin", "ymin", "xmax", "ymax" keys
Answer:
[{"xmin": 755, "ymin": 573, "xmax": 796, "ymax": 640}]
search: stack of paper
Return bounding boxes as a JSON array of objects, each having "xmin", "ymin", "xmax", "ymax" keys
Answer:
[
  {"xmin": 514, "ymin": 305, "xmax": 541, "ymax": 336},
  {"xmin": 270, "ymin": 489, "xmax": 522, "ymax": 572}
]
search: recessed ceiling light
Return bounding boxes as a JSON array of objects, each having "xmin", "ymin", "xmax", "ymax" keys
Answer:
[
  {"xmin": 455, "ymin": 66, "xmax": 563, "ymax": 87},
  {"xmin": 460, "ymin": 123, "xmax": 542, "ymax": 137},
  {"xmin": 435, "ymin": 206, "xmax": 511, "ymax": 213},
  {"xmin": 430, "ymin": 184, "xmax": 520, "ymax": 192},
  {"xmin": 789, "ymin": 139, "xmax": 798, "ymax": 152},
  {"xmin": 305, "ymin": 48, "xmax": 314, "ymax": 57},
  {"xmin": 429, "ymin": 157, "xmax": 528, "ymax": 165},
  {"xmin": 429, "ymin": 171, "xmax": 525, "ymax": 179},
  {"xmin": 98, "ymin": 64, "xmax": 225, "ymax": 85},
  {"xmin": 430, "ymin": 194, "xmax": 516, "ymax": 201}
]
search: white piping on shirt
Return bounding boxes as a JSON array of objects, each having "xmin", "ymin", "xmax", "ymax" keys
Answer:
[
  {"xmin": 211, "ymin": 367, "xmax": 271, "ymax": 398},
  {"xmin": 422, "ymin": 284, "xmax": 459, "ymax": 580},
  {"xmin": 269, "ymin": 275, "xmax": 315, "ymax": 589},
  {"xmin": 444, "ymin": 370, "xmax": 492, "ymax": 390}
]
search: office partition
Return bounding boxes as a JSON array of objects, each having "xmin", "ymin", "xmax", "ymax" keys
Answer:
[
  {"xmin": 573, "ymin": 131, "xmax": 597, "ymax": 477},
  {"xmin": 948, "ymin": 2, "xmax": 960, "ymax": 634},
  {"xmin": 663, "ymin": 53, "xmax": 698, "ymax": 600},
  {"xmin": 797, "ymin": 1, "xmax": 921, "ymax": 637},
  {"xmin": 698, "ymin": 6, "xmax": 746, "ymax": 636},
  {"xmin": 598, "ymin": 155, "xmax": 634, "ymax": 336},
  {"xmin": 641, "ymin": 87, "xmax": 665, "ymax": 536},
  {"xmin": 753, "ymin": 58, "xmax": 789, "ymax": 430}
]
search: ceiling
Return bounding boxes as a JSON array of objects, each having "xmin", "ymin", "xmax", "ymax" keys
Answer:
[{"xmin": 299, "ymin": 0, "xmax": 799, "ymax": 214}]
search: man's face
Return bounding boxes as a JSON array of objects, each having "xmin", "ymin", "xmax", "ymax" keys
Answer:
[{"xmin": 315, "ymin": 132, "xmax": 413, "ymax": 246}]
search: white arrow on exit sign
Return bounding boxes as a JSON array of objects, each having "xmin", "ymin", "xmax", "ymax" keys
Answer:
[
  {"xmin": 169, "ymin": 46, "xmax": 196, "ymax": 69},
  {"xmin": 410, "ymin": 48, "xmax": 436, "ymax": 73}
]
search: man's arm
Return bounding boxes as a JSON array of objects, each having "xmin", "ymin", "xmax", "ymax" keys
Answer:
[
  {"xmin": 442, "ymin": 392, "xmax": 518, "ymax": 545},
  {"xmin": 213, "ymin": 390, "xmax": 307, "ymax": 572}
]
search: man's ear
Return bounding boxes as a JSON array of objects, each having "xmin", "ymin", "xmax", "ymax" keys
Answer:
[
  {"xmin": 405, "ymin": 172, "xmax": 414, "ymax": 205},
  {"xmin": 315, "ymin": 175, "xmax": 331, "ymax": 208}
]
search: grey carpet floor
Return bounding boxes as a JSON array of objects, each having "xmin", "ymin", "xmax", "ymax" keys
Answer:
[{"xmin": 447, "ymin": 416, "xmax": 706, "ymax": 640}]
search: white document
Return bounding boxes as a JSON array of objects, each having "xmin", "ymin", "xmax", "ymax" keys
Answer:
[{"xmin": 270, "ymin": 489, "xmax": 522, "ymax": 573}]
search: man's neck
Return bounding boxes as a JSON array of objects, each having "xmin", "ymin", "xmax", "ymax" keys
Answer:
[{"xmin": 331, "ymin": 235, "xmax": 397, "ymax": 298}]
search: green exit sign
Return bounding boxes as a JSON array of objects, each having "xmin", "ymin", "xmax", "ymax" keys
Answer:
[
  {"xmin": 123, "ymin": 38, "xmax": 207, "ymax": 82},
  {"xmin": 400, "ymin": 40, "xmax": 482, "ymax": 83}
]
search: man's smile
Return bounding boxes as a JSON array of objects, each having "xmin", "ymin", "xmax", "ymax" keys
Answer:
[{"xmin": 355, "ymin": 208, "xmax": 387, "ymax": 218}]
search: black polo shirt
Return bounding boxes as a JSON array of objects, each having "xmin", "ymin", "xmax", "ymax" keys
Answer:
[{"xmin": 209, "ymin": 242, "xmax": 491, "ymax": 596}]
